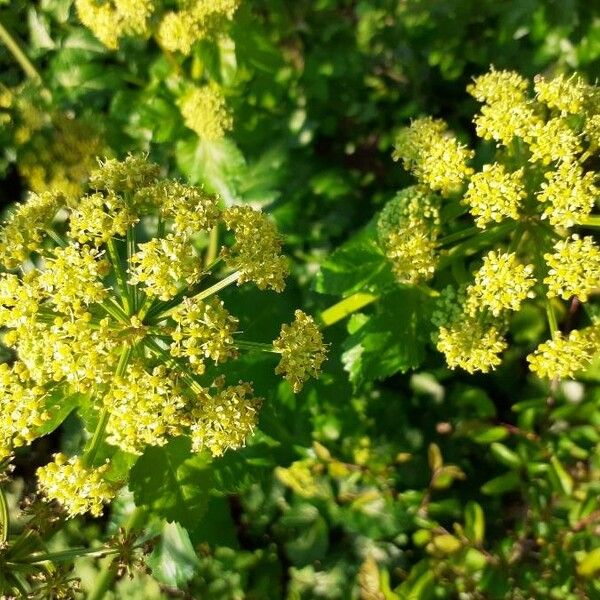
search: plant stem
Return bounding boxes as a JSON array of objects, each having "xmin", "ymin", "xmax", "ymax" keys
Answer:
[
  {"xmin": 205, "ymin": 226, "xmax": 219, "ymax": 267},
  {"xmin": 126, "ymin": 228, "xmax": 137, "ymax": 312},
  {"xmin": 320, "ymin": 292, "xmax": 378, "ymax": 327},
  {"xmin": 161, "ymin": 271, "xmax": 241, "ymax": 318},
  {"xmin": 106, "ymin": 239, "xmax": 131, "ymax": 315},
  {"xmin": 83, "ymin": 345, "xmax": 132, "ymax": 466},
  {"xmin": 0, "ymin": 19, "xmax": 40, "ymax": 81},
  {"xmin": 0, "ymin": 487, "xmax": 8, "ymax": 543},
  {"xmin": 437, "ymin": 226, "xmax": 479, "ymax": 247},
  {"xmin": 546, "ymin": 299, "xmax": 559, "ymax": 340},
  {"xmin": 98, "ymin": 299, "xmax": 129, "ymax": 323},
  {"xmin": 87, "ymin": 507, "xmax": 148, "ymax": 600},
  {"xmin": 578, "ymin": 215, "xmax": 600, "ymax": 228},
  {"xmin": 237, "ymin": 340, "xmax": 278, "ymax": 353}
]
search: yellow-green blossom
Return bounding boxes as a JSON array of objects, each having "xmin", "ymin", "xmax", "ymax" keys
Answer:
[
  {"xmin": 393, "ymin": 117, "xmax": 474, "ymax": 196},
  {"xmin": 179, "ymin": 86, "xmax": 233, "ymax": 141},
  {"xmin": 466, "ymin": 251, "xmax": 535, "ymax": 317},
  {"xmin": 103, "ymin": 363, "xmax": 187, "ymax": 454},
  {"xmin": 37, "ymin": 454, "xmax": 116, "ymax": 518},
  {"xmin": 528, "ymin": 118, "xmax": 582, "ymax": 165},
  {"xmin": 536, "ymin": 162, "xmax": 599, "ymax": 228},
  {"xmin": 544, "ymin": 235, "xmax": 600, "ymax": 302},
  {"xmin": 274, "ymin": 310, "xmax": 328, "ymax": 393},
  {"xmin": 89, "ymin": 155, "xmax": 160, "ymax": 194},
  {"xmin": 170, "ymin": 296, "xmax": 238, "ymax": 374},
  {"xmin": 75, "ymin": 0, "xmax": 154, "ymax": 49},
  {"xmin": 534, "ymin": 73, "xmax": 592, "ymax": 115},
  {"xmin": 68, "ymin": 192, "xmax": 138, "ymax": 244},
  {"xmin": 0, "ymin": 191, "xmax": 63, "ymax": 269},
  {"xmin": 0, "ymin": 363, "xmax": 48, "ymax": 459},
  {"xmin": 129, "ymin": 234, "xmax": 202, "ymax": 300},
  {"xmin": 38, "ymin": 245, "xmax": 109, "ymax": 313},
  {"xmin": 463, "ymin": 163, "xmax": 525, "ymax": 228},
  {"xmin": 437, "ymin": 317, "xmax": 507, "ymax": 374},
  {"xmin": 190, "ymin": 382, "xmax": 260, "ymax": 457},
  {"xmin": 527, "ymin": 330, "xmax": 595, "ymax": 380},
  {"xmin": 222, "ymin": 205, "xmax": 289, "ymax": 291},
  {"xmin": 378, "ymin": 188, "xmax": 440, "ymax": 284},
  {"xmin": 467, "ymin": 68, "xmax": 529, "ymax": 105}
]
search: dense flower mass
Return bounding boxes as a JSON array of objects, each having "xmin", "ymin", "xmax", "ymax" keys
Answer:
[
  {"xmin": 389, "ymin": 68, "xmax": 600, "ymax": 377},
  {"xmin": 76, "ymin": 0, "xmax": 239, "ymax": 53},
  {"xmin": 0, "ymin": 155, "xmax": 326, "ymax": 517},
  {"xmin": 180, "ymin": 86, "xmax": 233, "ymax": 141}
]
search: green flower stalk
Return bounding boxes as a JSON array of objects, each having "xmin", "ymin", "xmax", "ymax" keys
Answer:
[
  {"xmin": 387, "ymin": 68, "xmax": 600, "ymax": 377},
  {"xmin": 0, "ymin": 155, "xmax": 327, "ymax": 517}
]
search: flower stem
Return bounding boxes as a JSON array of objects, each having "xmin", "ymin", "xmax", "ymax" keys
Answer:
[
  {"xmin": 237, "ymin": 340, "xmax": 278, "ymax": 353},
  {"xmin": 578, "ymin": 215, "xmax": 600, "ymax": 228},
  {"xmin": 0, "ymin": 487, "xmax": 8, "ymax": 543},
  {"xmin": 205, "ymin": 226, "xmax": 219, "ymax": 267},
  {"xmin": 0, "ymin": 19, "xmax": 41, "ymax": 81},
  {"xmin": 546, "ymin": 299, "xmax": 559, "ymax": 340},
  {"xmin": 126, "ymin": 228, "xmax": 137, "ymax": 312},
  {"xmin": 83, "ymin": 345, "xmax": 132, "ymax": 466},
  {"xmin": 320, "ymin": 292, "xmax": 378, "ymax": 327},
  {"xmin": 87, "ymin": 506, "xmax": 148, "ymax": 600},
  {"xmin": 106, "ymin": 239, "xmax": 131, "ymax": 315}
]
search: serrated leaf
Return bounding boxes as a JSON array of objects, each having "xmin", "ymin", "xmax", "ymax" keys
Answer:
[
  {"xmin": 147, "ymin": 522, "xmax": 199, "ymax": 588},
  {"xmin": 129, "ymin": 437, "xmax": 213, "ymax": 529},
  {"xmin": 176, "ymin": 137, "xmax": 246, "ymax": 205},
  {"xmin": 314, "ymin": 221, "xmax": 394, "ymax": 297},
  {"xmin": 341, "ymin": 288, "xmax": 431, "ymax": 386}
]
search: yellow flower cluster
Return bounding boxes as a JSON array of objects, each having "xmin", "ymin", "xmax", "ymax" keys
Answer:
[
  {"xmin": 0, "ymin": 155, "xmax": 326, "ymax": 516},
  {"xmin": 466, "ymin": 251, "xmax": 535, "ymax": 317},
  {"xmin": 76, "ymin": 0, "xmax": 239, "ymax": 53},
  {"xmin": 222, "ymin": 205, "xmax": 289, "ymax": 291},
  {"xmin": 377, "ymin": 187, "xmax": 440, "ymax": 284},
  {"xmin": 274, "ymin": 310, "xmax": 328, "ymax": 393},
  {"xmin": 179, "ymin": 85, "xmax": 233, "ymax": 141},
  {"xmin": 103, "ymin": 363, "xmax": 186, "ymax": 454},
  {"xmin": 157, "ymin": 0, "xmax": 240, "ymax": 55},
  {"xmin": 527, "ymin": 329, "xmax": 596, "ymax": 380},
  {"xmin": 544, "ymin": 235, "xmax": 600, "ymax": 302},
  {"xmin": 463, "ymin": 163, "xmax": 525, "ymax": 228},
  {"xmin": 190, "ymin": 381, "xmax": 260, "ymax": 457},
  {"xmin": 170, "ymin": 297, "xmax": 238, "ymax": 374},
  {"xmin": 36, "ymin": 454, "xmax": 116, "ymax": 518},
  {"xmin": 0, "ymin": 363, "xmax": 48, "ymax": 459},
  {"xmin": 75, "ymin": 0, "xmax": 154, "ymax": 49},
  {"xmin": 436, "ymin": 317, "xmax": 507, "ymax": 374},
  {"xmin": 393, "ymin": 117, "xmax": 474, "ymax": 196},
  {"xmin": 390, "ymin": 68, "xmax": 600, "ymax": 378}
]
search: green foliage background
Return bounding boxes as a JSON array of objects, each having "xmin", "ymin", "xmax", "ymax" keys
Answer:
[{"xmin": 1, "ymin": 0, "xmax": 600, "ymax": 598}]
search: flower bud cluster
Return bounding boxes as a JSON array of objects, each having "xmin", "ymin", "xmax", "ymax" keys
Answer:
[{"xmin": 389, "ymin": 68, "xmax": 600, "ymax": 378}]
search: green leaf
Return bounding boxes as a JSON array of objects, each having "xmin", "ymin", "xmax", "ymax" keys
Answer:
[
  {"xmin": 464, "ymin": 501, "xmax": 485, "ymax": 545},
  {"xmin": 147, "ymin": 522, "xmax": 199, "ymax": 588},
  {"xmin": 176, "ymin": 137, "xmax": 246, "ymax": 205},
  {"xmin": 314, "ymin": 221, "xmax": 394, "ymax": 297},
  {"xmin": 341, "ymin": 288, "xmax": 432, "ymax": 386},
  {"xmin": 281, "ymin": 504, "xmax": 329, "ymax": 567},
  {"xmin": 490, "ymin": 442, "xmax": 522, "ymax": 468},
  {"xmin": 481, "ymin": 471, "xmax": 520, "ymax": 496},
  {"xmin": 38, "ymin": 390, "xmax": 82, "ymax": 436},
  {"xmin": 188, "ymin": 494, "xmax": 238, "ymax": 548},
  {"xmin": 129, "ymin": 437, "xmax": 213, "ymax": 529},
  {"xmin": 549, "ymin": 455, "xmax": 574, "ymax": 496},
  {"xmin": 577, "ymin": 547, "xmax": 600, "ymax": 577}
]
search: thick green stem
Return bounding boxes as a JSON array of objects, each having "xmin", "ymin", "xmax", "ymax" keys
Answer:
[
  {"xmin": 0, "ymin": 19, "xmax": 40, "ymax": 81},
  {"xmin": 546, "ymin": 300, "xmax": 559, "ymax": 340},
  {"xmin": 578, "ymin": 215, "xmax": 600, "ymax": 228},
  {"xmin": 83, "ymin": 345, "xmax": 132, "ymax": 466},
  {"xmin": 320, "ymin": 292, "xmax": 378, "ymax": 327},
  {"xmin": 87, "ymin": 507, "xmax": 148, "ymax": 600},
  {"xmin": 106, "ymin": 239, "xmax": 131, "ymax": 315},
  {"xmin": 126, "ymin": 228, "xmax": 137, "ymax": 312},
  {"xmin": 98, "ymin": 299, "xmax": 129, "ymax": 324},
  {"xmin": 0, "ymin": 488, "xmax": 8, "ymax": 543},
  {"xmin": 437, "ymin": 226, "xmax": 479, "ymax": 248},
  {"xmin": 205, "ymin": 226, "xmax": 219, "ymax": 267},
  {"xmin": 237, "ymin": 340, "xmax": 278, "ymax": 353},
  {"xmin": 161, "ymin": 271, "xmax": 241, "ymax": 319}
]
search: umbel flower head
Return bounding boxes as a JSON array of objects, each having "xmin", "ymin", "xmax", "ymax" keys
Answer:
[
  {"xmin": 0, "ymin": 155, "xmax": 327, "ymax": 517},
  {"xmin": 75, "ymin": 0, "xmax": 240, "ymax": 54},
  {"xmin": 389, "ymin": 67, "xmax": 600, "ymax": 378}
]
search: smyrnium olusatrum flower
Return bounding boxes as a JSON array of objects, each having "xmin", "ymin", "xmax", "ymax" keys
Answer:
[
  {"xmin": 388, "ymin": 67, "xmax": 600, "ymax": 379},
  {"xmin": 179, "ymin": 85, "xmax": 233, "ymax": 141},
  {"xmin": 0, "ymin": 154, "xmax": 327, "ymax": 517},
  {"xmin": 274, "ymin": 310, "xmax": 328, "ymax": 393}
]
